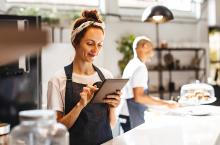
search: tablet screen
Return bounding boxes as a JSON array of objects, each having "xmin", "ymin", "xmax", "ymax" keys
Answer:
[{"xmin": 92, "ymin": 79, "xmax": 129, "ymax": 103}]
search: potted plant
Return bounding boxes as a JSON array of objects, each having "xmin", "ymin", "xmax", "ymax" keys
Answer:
[{"xmin": 116, "ymin": 34, "xmax": 135, "ymax": 75}]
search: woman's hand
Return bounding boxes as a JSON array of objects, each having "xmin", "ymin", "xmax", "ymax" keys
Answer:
[
  {"xmin": 105, "ymin": 91, "xmax": 122, "ymax": 128},
  {"xmin": 104, "ymin": 91, "xmax": 121, "ymax": 108},
  {"xmin": 78, "ymin": 85, "xmax": 98, "ymax": 108}
]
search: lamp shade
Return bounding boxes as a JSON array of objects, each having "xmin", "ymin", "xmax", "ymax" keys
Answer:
[{"xmin": 142, "ymin": 5, "xmax": 174, "ymax": 23}]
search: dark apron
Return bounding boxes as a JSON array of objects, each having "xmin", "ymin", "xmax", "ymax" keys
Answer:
[
  {"xmin": 126, "ymin": 98, "xmax": 147, "ymax": 129},
  {"xmin": 127, "ymin": 72, "xmax": 150, "ymax": 129},
  {"xmin": 64, "ymin": 63, "xmax": 112, "ymax": 145},
  {"xmin": 127, "ymin": 70, "xmax": 150, "ymax": 129},
  {"xmin": 120, "ymin": 67, "xmax": 149, "ymax": 131}
]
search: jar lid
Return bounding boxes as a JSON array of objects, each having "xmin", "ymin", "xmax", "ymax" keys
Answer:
[
  {"xmin": 180, "ymin": 80, "xmax": 215, "ymax": 97},
  {"xmin": 19, "ymin": 110, "xmax": 56, "ymax": 121},
  {"xmin": 181, "ymin": 82, "xmax": 213, "ymax": 90},
  {"xmin": 0, "ymin": 123, "xmax": 10, "ymax": 135}
]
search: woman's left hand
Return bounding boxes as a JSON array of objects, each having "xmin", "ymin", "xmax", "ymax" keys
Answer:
[{"xmin": 104, "ymin": 91, "xmax": 121, "ymax": 108}]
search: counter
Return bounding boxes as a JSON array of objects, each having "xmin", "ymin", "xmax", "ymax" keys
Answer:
[{"xmin": 103, "ymin": 105, "xmax": 220, "ymax": 145}]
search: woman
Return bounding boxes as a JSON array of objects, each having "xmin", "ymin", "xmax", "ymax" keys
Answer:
[{"xmin": 47, "ymin": 10, "xmax": 120, "ymax": 145}]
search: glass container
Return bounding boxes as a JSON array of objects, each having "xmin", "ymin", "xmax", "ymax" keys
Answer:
[
  {"xmin": 10, "ymin": 110, "xmax": 69, "ymax": 145},
  {"xmin": 179, "ymin": 80, "xmax": 216, "ymax": 105},
  {"xmin": 0, "ymin": 123, "xmax": 10, "ymax": 145}
]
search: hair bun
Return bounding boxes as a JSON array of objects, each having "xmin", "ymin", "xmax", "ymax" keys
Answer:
[{"xmin": 82, "ymin": 10, "xmax": 100, "ymax": 21}]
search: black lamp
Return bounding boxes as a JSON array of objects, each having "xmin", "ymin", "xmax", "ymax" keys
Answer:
[
  {"xmin": 142, "ymin": 5, "xmax": 174, "ymax": 47},
  {"xmin": 142, "ymin": 5, "xmax": 174, "ymax": 99}
]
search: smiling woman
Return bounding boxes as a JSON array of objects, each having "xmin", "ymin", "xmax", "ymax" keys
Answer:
[{"xmin": 47, "ymin": 9, "xmax": 121, "ymax": 145}]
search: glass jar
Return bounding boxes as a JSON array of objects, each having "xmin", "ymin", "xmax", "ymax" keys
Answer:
[
  {"xmin": 10, "ymin": 110, "xmax": 69, "ymax": 145},
  {"xmin": 179, "ymin": 80, "xmax": 216, "ymax": 105},
  {"xmin": 0, "ymin": 123, "xmax": 10, "ymax": 145}
]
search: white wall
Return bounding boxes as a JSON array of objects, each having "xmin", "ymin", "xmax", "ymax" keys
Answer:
[
  {"xmin": 0, "ymin": 0, "xmax": 6, "ymax": 13},
  {"xmin": 41, "ymin": 16, "xmax": 208, "ymax": 106},
  {"xmin": 104, "ymin": 19, "xmax": 200, "ymax": 77},
  {"xmin": 208, "ymin": 0, "xmax": 220, "ymax": 26},
  {"xmin": 216, "ymin": 0, "xmax": 220, "ymax": 25},
  {"xmin": 0, "ymin": 0, "xmax": 210, "ymax": 104}
]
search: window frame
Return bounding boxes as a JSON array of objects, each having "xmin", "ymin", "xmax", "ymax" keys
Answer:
[
  {"xmin": 6, "ymin": 0, "xmax": 100, "ymax": 7},
  {"xmin": 118, "ymin": 0, "xmax": 194, "ymax": 12}
]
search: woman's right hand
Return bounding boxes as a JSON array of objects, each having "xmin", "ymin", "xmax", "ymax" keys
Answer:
[{"xmin": 78, "ymin": 85, "xmax": 98, "ymax": 108}]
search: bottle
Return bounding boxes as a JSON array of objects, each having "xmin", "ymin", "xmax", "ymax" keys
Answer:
[{"xmin": 10, "ymin": 110, "xmax": 69, "ymax": 145}]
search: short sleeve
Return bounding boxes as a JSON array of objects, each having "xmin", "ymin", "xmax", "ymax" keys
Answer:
[
  {"xmin": 130, "ymin": 65, "xmax": 148, "ymax": 89},
  {"xmin": 47, "ymin": 77, "xmax": 64, "ymax": 112}
]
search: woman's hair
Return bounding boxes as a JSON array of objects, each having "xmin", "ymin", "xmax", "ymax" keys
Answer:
[{"xmin": 71, "ymin": 9, "xmax": 104, "ymax": 47}]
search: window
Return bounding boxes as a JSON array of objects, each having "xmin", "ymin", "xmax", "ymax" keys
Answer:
[
  {"xmin": 209, "ymin": 27, "xmax": 220, "ymax": 62},
  {"xmin": 6, "ymin": 0, "xmax": 99, "ymax": 6},
  {"xmin": 209, "ymin": 27, "xmax": 220, "ymax": 84},
  {"xmin": 118, "ymin": 0, "xmax": 193, "ymax": 12}
]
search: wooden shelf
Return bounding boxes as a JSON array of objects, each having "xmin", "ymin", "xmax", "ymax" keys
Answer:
[
  {"xmin": 210, "ymin": 61, "xmax": 220, "ymax": 64},
  {"xmin": 155, "ymin": 48, "xmax": 206, "ymax": 51},
  {"xmin": 148, "ymin": 68, "xmax": 206, "ymax": 71},
  {"xmin": 151, "ymin": 47, "xmax": 207, "ymax": 99}
]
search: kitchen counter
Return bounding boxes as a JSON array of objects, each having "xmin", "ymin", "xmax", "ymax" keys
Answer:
[{"xmin": 103, "ymin": 105, "xmax": 220, "ymax": 145}]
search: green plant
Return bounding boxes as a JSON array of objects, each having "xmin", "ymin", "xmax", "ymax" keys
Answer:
[{"xmin": 116, "ymin": 34, "xmax": 135, "ymax": 75}]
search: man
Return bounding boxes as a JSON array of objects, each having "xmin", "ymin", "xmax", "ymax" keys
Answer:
[{"xmin": 120, "ymin": 36, "xmax": 179, "ymax": 131}]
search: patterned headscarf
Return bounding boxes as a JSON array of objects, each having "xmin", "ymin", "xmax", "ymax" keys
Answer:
[{"xmin": 71, "ymin": 21, "xmax": 105, "ymax": 43}]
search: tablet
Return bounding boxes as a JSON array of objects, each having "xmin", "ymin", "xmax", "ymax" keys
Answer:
[{"xmin": 92, "ymin": 79, "xmax": 129, "ymax": 103}]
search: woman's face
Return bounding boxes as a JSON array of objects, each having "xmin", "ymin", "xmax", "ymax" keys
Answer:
[{"xmin": 75, "ymin": 27, "xmax": 104, "ymax": 62}]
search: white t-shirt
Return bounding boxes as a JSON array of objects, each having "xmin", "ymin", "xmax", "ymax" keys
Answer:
[
  {"xmin": 117, "ymin": 57, "xmax": 148, "ymax": 116},
  {"xmin": 47, "ymin": 67, "xmax": 113, "ymax": 112},
  {"xmin": 122, "ymin": 57, "xmax": 148, "ymax": 99}
]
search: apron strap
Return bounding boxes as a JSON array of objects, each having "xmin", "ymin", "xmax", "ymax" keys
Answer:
[
  {"xmin": 93, "ymin": 64, "xmax": 105, "ymax": 82},
  {"xmin": 64, "ymin": 62, "xmax": 73, "ymax": 80},
  {"xmin": 64, "ymin": 62, "xmax": 80, "ymax": 114}
]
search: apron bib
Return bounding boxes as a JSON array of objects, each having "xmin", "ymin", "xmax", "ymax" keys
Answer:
[{"xmin": 64, "ymin": 63, "xmax": 112, "ymax": 145}]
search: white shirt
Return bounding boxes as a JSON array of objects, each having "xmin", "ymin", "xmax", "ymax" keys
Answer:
[
  {"xmin": 47, "ymin": 67, "xmax": 113, "ymax": 112},
  {"xmin": 122, "ymin": 57, "xmax": 148, "ymax": 99},
  {"xmin": 118, "ymin": 57, "xmax": 148, "ymax": 116}
]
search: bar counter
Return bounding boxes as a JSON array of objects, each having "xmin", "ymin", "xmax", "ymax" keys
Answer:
[{"xmin": 103, "ymin": 105, "xmax": 220, "ymax": 145}]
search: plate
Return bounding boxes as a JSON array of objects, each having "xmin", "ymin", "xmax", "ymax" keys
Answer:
[
  {"xmin": 178, "ymin": 96, "xmax": 216, "ymax": 106},
  {"xmin": 167, "ymin": 106, "xmax": 211, "ymax": 116},
  {"xmin": 189, "ymin": 110, "xmax": 210, "ymax": 116}
]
